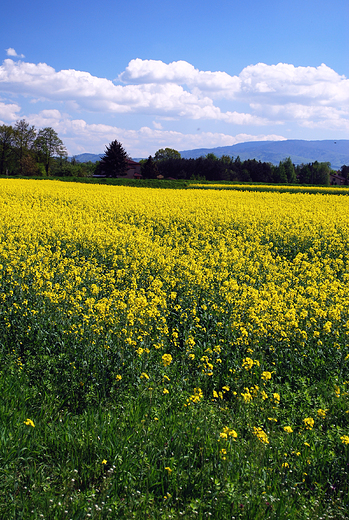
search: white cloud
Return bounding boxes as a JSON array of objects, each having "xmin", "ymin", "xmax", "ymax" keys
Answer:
[
  {"xmin": 153, "ymin": 121, "xmax": 163, "ymax": 129},
  {"xmin": 5, "ymin": 48, "xmax": 25, "ymax": 58},
  {"xmin": 0, "ymin": 56, "xmax": 348, "ymax": 145},
  {"xmin": 0, "ymin": 100, "xmax": 21, "ymax": 121},
  {"xmin": 24, "ymin": 109, "xmax": 286, "ymax": 157},
  {"xmin": 119, "ymin": 58, "xmax": 241, "ymax": 94},
  {"xmin": 119, "ymin": 59, "xmax": 349, "ymax": 107},
  {"xmin": 0, "ymin": 58, "xmax": 266, "ymax": 123},
  {"xmin": 239, "ymin": 62, "xmax": 349, "ymax": 106},
  {"xmin": 250, "ymin": 102, "xmax": 349, "ymax": 131}
]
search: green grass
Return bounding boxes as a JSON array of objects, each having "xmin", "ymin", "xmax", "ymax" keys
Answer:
[{"xmin": 2, "ymin": 325, "xmax": 349, "ymax": 519}]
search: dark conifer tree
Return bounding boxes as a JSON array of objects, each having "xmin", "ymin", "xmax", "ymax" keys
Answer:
[
  {"xmin": 141, "ymin": 156, "xmax": 159, "ymax": 179},
  {"xmin": 99, "ymin": 140, "xmax": 129, "ymax": 177}
]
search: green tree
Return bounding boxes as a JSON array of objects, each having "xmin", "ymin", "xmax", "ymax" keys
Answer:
[
  {"xmin": 35, "ymin": 127, "xmax": 67, "ymax": 175},
  {"xmin": 273, "ymin": 162, "xmax": 288, "ymax": 183},
  {"xmin": 340, "ymin": 164, "xmax": 349, "ymax": 183},
  {"xmin": 154, "ymin": 148, "xmax": 181, "ymax": 161},
  {"xmin": 99, "ymin": 140, "xmax": 129, "ymax": 177},
  {"xmin": 141, "ymin": 156, "xmax": 159, "ymax": 179},
  {"xmin": 298, "ymin": 163, "xmax": 313, "ymax": 184},
  {"xmin": 0, "ymin": 124, "xmax": 14, "ymax": 176},
  {"xmin": 13, "ymin": 119, "xmax": 36, "ymax": 175},
  {"xmin": 205, "ymin": 152, "xmax": 218, "ymax": 161},
  {"xmin": 283, "ymin": 157, "xmax": 297, "ymax": 183},
  {"xmin": 312, "ymin": 161, "xmax": 330, "ymax": 185}
]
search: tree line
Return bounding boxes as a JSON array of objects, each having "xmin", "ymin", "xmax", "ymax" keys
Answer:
[
  {"xmin": 0, "ymin": 120, "xmax": 95, "ymax": 177},
  {"xmin": 141, "ymin": 148, "xmax": 349, "ymax": 185},
  {"xmin": 1, "ymin": 129, "xmax": 348, "ymax": 185}
]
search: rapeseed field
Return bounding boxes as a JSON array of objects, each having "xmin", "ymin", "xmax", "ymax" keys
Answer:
[{"xmin": 1, "ymin": 179, "xmax": 348, "ymax": 519}]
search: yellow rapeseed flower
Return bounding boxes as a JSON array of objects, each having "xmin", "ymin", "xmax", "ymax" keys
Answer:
[
  {"xmin": 241, "ymin": 388, "xmax": 253, "ymax": 403},
  {"xmin": 317, "ymin": 408, "xmax": 327, "ymax": 419},
  {"xmin": 273, "ymin": 392, "xmax": 280, "ymax": 403},
  {"xmin": 220, "ymin": 448, "xmax": 227, "ymax": 460},
  {"xmin": 162, "ymin": 353, "xmax": 173, "ymax": 367},
  {"xmin": 253, "ymin": 427, "xmax": 269, "ymax": 444},
  {"xmin": 242, "ymin": 357, "xmax": 254, "ymax": 370},
  {"xmin": 220, "ymin": 426, "xmax": 238, "ymax": 439},
  {"xmin": 303, "ymin": 417, "xmax": 314, "ymax": 430}
]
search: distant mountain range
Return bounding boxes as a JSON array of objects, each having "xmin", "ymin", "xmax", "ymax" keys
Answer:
[
  {"xmin": 180, "ymin": 140, "xmax": 349, "ymax": 169},
  {"xmin": 70, "ymin": 153, "xmax": 103, "ymax": 163},
  {"xmin": 71, "ymin": 140, "xmax": 349, "ymax": 169}
]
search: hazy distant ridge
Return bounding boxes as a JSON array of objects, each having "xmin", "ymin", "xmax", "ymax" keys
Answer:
[
  {"xmin": 70, "ymin": 153, "xmax": 103, "ymax": 163},
  {"xmin": 180, "ymin": 140, "xmax": 349, "ymax": 169},
  {"xmin": 72, "ymin": 140, "xmax": 349, "ymax": 169}
]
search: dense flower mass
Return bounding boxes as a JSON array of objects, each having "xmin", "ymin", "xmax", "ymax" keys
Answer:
[{"xmin": 1, "ymin": 179, "xmax": 349, "ymax": 516}]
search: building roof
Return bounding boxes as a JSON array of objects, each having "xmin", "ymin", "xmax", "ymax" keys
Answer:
[{"xmin": 126, "ymin": 158, "xmax": 141, "ymax": 166}]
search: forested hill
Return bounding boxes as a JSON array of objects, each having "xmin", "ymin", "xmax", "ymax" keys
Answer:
[
  {"xmin": 70, "ymin": 153, "xmax": 103, "ymax": 163},
  {"xmin": 179, "ymin": 140, "xmax": 349, "ymax": 169},
  {"xmin": 73, "ymin": 140, "xmax": 349, "ymax": 169}
]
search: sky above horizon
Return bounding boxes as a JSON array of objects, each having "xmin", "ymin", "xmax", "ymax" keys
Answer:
[{"xmin": 1, "ymin": 0, "xmax": 348, "ymax": 158}]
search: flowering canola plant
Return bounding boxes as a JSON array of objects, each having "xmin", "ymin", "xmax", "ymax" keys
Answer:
[{"xmin": 1, "ymin": 179, "xmax": 349, "ymax": 507}]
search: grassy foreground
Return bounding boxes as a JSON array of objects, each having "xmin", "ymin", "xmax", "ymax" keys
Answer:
[{"xmin": 1, "ymin": 179, "xmax": 349, "ymax": 519}]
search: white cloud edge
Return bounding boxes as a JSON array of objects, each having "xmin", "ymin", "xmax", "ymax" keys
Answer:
[
  {"xmin": 5, "ymin": 48, "xmax": 25, "ymax": 58},
  {"xmin": 1, "ymin": 107, "xmax": 286, "ymax": 156}
]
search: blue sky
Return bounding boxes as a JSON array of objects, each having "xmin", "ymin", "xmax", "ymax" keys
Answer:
[{"xmin": 1, "ymin": 0, "xmax": 348, "ymax": 157}]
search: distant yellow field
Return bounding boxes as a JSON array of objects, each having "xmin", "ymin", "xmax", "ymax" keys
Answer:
[{"xmin": 2, "ymin": 178, "xmax": 349, "ymax": 354}]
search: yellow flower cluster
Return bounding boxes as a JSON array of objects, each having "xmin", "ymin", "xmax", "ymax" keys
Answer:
[
  {"xmin": 220, "ymin": 426, "xmax": 238, "ymax": 439},
  {"xmin": 162, "ymin": 353, "xmax": 173, "ymax": 367},
  {"xmin": 303, "ymin": 417, "xmax": 315, "ymax": 430},
  {"xmin": 253, "ymin": 427, "xmax": 269, "ymax": 444},
  {"xmin": 317, "ymin": 408, "xmax": 327, "ymax": 419},
  {"xmin": 186, "ymin": 387, "xmax": 203, "ymax": 405},
  {"xmin": 261, "ymin": 371, "xmax": 272, "ymax": 381}
]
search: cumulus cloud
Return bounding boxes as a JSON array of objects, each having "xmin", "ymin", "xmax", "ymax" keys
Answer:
[
  {"xmin": 0, "ymin": 58, "xmax": 267, "ymax": 124},
  {"xmin": 119, "ymin": 59, "xmax": 349, "ymax": 107},
  {"xmin": 119, "ymin": 58, "xmax": 241, "ymax": 94},
  {"xmin": 24, "ymin": 109, "xmax": 286, "ymax": 157},
  {"xmin": 5, "ymin": 48, "xmax": 25, "ymax": 58},
  {"xmin": 0, "ymin": 100, "xmax": 21, "ymax": 121},
  {"xmin": 239, "ymin": 62, "xmax": 349, "ymax": 105},
  {"xmin": 0, "ymin": 56, "xmax": 348, "ymax": 134}
]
